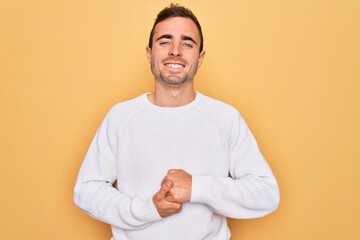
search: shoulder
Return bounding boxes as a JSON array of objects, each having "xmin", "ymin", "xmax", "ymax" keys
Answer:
[
  {"xmin": 109, "ymin": 94, "xmax": 145, "ymax": 115},
  {"xmin": 196, "ymin": 92, "xmax": 240, "ymax": 121},
  {"xmin": 104, "ymin": 93, "xmax": 147, "ymax": 131},
  {"xmin": 196, "ymin": 93, "xmax": 250, "ymax": 147},
  {"xmin": 196, "ymin": 93, "xmax": 242, "ymax": 143}
]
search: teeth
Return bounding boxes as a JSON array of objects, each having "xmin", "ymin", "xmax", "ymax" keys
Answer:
[{"xmin": 166, "ymin": 63, "xmax": 184, "ymax": 69}]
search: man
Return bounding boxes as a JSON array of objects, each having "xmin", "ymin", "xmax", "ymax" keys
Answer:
[{"xmin": 74, "ymin": 4, "xmax": 279, "ymax": 240}]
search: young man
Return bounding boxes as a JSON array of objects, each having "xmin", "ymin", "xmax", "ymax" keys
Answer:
[{"xmin": 74, "ymin": 4, "xmax": 280, "ymax": 240}]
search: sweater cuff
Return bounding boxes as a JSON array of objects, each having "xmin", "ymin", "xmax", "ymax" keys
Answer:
[
  {"xmin": 190, "ymin": 175, "xmax": 213, "ymax": 204},
  {"xmin": 131, "ymin": 197, "xmax": 163, "ymax": 223}
]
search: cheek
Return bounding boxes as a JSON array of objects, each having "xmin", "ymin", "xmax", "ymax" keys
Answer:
[
  {"xmin": 151, "ymin": 54, "xmax": 162, "ymax": 65},
  {"xmin": 152, "ymin": 58, "xmax": 162, "ymax": 69}
]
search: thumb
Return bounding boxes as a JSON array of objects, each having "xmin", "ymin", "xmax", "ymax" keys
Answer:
[{"xmin": 158, "ymin": 181, "xmax": 173, "ymax": 197}]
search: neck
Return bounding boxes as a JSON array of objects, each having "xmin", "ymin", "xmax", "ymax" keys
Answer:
[{"xmin": 148, "ymin": 82, "xmax": 196, "ymax": 107}]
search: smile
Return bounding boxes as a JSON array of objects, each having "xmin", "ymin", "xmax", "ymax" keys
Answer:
[{"xmin": 165, "ymin": 63, "xmax": 185, "ymax": 69}]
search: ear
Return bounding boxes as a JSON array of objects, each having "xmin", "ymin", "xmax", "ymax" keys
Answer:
[
  {"xmin": 197, "ymin": 50, "xmax": 206, "ymax": 68},
  {"xmin": 146, "ymin": 46, "xmax": 152, "ymax": 64}
]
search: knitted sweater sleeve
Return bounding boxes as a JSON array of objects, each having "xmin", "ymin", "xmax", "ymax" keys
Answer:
[
  {"xmin": 190, "ymin": 113, "xmax": 280, "ymax": 219},
  {"xmin": 73, "ymin": 112, "xmax": 162, "ymax": 230}
]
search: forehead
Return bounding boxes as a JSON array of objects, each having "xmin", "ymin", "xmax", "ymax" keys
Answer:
[{"xmin": 153, "ymin": 17, "xmax": 200, "ymax": 41}]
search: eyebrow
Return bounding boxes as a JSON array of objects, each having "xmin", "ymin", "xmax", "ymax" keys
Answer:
[
  {"xmin": 156, "ymin": 34, "xmax": 198, "ymax": 45},
  {"xmin": 182, "ymin": 35, "xmax": 197, "ymax": 45}
]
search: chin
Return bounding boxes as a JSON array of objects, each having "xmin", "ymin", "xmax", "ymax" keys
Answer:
[
  {"xmin": 162, "ymin": 80, "xmax": 187, "ymax": 86},
  {"xmin": 159, "ymin": 75, "xmax": 189, "ymax": 86}
]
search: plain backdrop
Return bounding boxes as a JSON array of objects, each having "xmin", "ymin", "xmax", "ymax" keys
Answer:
[{"xmin": 0, "ymin": 0, "xmax": 359, "ymax": 239}]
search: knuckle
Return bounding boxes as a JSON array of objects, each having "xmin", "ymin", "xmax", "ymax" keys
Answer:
[
  {"xmin": 155, "ymin": 194, "xmax": 162, "ymax": 201},
  {"xmin": 161, "ymin": 183, "xmax": 168, "ymax": 190},
  {"xmin": 168, "ymin": 169, "xmax": 177, "ymax": 174},
  {"xmin": 176, "ymin": 205, "xmax": 182, "ymax": 212}
]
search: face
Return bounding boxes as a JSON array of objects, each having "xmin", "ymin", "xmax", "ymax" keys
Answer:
[{"xmin": 146, "ymin": 17, "xmax": 205, "ymax": 86}]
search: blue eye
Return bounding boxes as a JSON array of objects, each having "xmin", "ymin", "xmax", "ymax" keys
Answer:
[
  {"xmin": 160, "ymin": 41, "xmax": 170, "ymax": 46},
  {"xmin": 183, "ymin": 43, "xmax": 193, "ymax": 48}
]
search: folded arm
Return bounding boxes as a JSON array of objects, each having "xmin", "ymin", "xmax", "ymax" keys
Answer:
[
  {"xmin": 191, "ymin": 115, "xmax": 280, "ymax": 218},
  {"xmin": 74, "ymin": 116, "xmax": 162, "ymax": 230}
]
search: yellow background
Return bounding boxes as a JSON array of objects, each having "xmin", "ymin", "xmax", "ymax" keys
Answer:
[{"xmin": 1, "ymin": 0, "xmax": 359, "ymax": 239}]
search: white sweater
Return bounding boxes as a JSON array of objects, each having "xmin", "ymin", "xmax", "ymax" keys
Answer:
[{"xmin": 74, "ymin": 92, "xmax": 280, "ymax": 240}]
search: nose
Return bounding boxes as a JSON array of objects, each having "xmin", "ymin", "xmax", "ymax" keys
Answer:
[{"xmin": 169, "ymin": 43, "xmax": 182, "ymax": 57}]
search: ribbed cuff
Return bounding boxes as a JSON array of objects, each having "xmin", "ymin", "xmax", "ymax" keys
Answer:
[
  {"xmin": 190, "ymin": 175, "xmax": 213, "ymax": 205},
  {"xmin": 131, "ymin": 197, "xmax": 163, "ymax": 223}
]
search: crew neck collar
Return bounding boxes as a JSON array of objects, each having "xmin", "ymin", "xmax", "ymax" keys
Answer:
[{"xmin": 142, "ymin": 92, "xmax": 202, "ymax": 113}]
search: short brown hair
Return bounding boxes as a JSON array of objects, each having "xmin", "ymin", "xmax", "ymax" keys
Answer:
[{"xmin": 148, "ymin": 3, "xmax": 204, "ymax": 53}]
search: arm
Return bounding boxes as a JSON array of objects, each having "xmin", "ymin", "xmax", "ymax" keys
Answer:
[
  {"xmin": 74, "ymin": 115, "xmax": 162, "ymax": 230},
  {"xmin": 190, "ymin": 114, "xmax": 280, "ymax": 219}
]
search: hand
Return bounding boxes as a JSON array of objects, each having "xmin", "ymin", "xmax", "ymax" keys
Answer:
[
  {"xmin": 161, "ymin": 169, "xmax": 192, "ymax": 203},
  {"xmin": 152, "ymin": 181, "xmax": 182, "ymax": 218}
]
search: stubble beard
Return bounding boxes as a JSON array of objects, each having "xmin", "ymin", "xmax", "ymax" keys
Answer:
[
  {"xmin": 158, "ymin": 72, "xmax": 190, "ymax": 86},
  {"xmin": 152, "ymin": 63, "xmax": 198, "ymax": 87}
]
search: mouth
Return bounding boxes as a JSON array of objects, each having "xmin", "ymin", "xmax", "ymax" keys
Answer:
[{"xmin": 164, "ymin": 63, "xmax": 185, "ymax": 69}]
